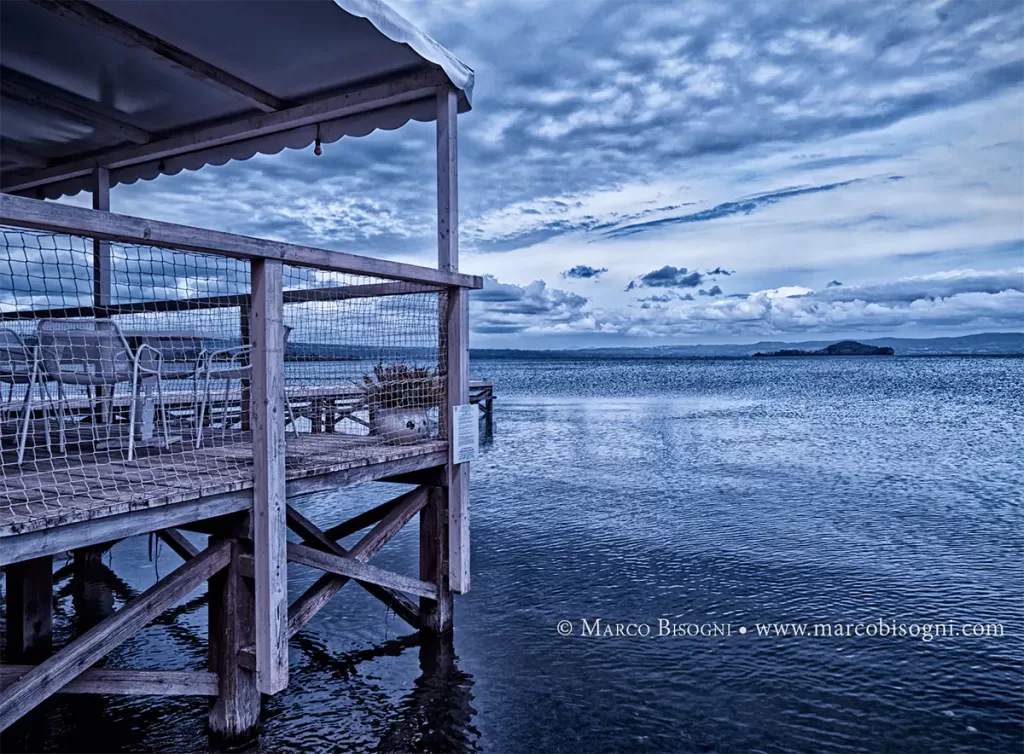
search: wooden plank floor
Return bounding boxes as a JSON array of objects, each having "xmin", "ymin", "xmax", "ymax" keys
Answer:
[{"xmin": 1, "ymin": 435, "xmax": 446, "ymax": 537}]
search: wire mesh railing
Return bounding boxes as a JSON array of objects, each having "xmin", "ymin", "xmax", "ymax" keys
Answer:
[{"xmin": 1, "ymin": 221, "xmax": 450, "ymax": 531}]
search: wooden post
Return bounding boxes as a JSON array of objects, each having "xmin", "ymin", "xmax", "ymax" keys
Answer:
[
  {"xmin": 72, "ymin": 546, "xmax": 115, "ymax": 634},
  {"xmin": 5, "ymin": 556, "xmax": 53, "ymax": 662},
  {"xmin": 91, "ymin": 167, "xmax": 111, "ymax": 308},
  {"xmin": 419, "ymin": 486, "xmax": 452, "ymax": 634},
  {"xmin": 437, "ymin": 84, "xmax": 470, "ymax": 595},
  {"xmin": 208, "ymin": 535, "xmax": 260, "ymax": 746},
  {"xmin": 239, "ymin": 300, "xmax": 251, "ymax": 432},
  {"xmin": 249, "ymin": 258, "xmax": 288, "ymax": 694}
]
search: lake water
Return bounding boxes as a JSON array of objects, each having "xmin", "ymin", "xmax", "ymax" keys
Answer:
[{"xmin": 5, "ymin": 356, "xmax": 1023, "ymax": 753}]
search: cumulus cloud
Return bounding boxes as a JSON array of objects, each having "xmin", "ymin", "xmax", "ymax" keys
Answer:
[
  {"xmin": 635, "ymin": 265, "xmax": 704, "ymax": 288},
  {"xmin": 699, "ymin": 285, "xmax": 724, "ymax": 296},
  {"xmin": 562, "ymin": 265, "xmax": 608, "ymax": 279},
  {"xmin": 470, "ymin": 268, "xmax": 1024, "ymax": 340},
  {"xmin": 471, "ymin": 275, "xmax": 592, "ymax": 333}
]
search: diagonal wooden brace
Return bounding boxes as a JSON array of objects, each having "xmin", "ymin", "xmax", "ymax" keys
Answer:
[{"xmin": 0, "ymin": 540, "xmax": 230, "ymax": 731}]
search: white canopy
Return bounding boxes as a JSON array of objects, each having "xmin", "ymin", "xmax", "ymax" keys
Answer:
[{"xmin": 0, "ymin": 0, "xmax": 474, "ymax": 199}]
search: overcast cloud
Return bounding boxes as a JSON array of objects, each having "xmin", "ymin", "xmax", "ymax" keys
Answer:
[{"xmin": 99, "ymin": 0, "xmax": 1024, "ymax": 346}]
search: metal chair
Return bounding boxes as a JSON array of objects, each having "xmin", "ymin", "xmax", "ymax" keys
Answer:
[
  {"xmin": 29, "ymin": 319, "xmax": 170, "ymax": 461},
  {"xmin": 2, "ymin": 328, "xmax": 56, "ymax": 463},
  {"xmin": 193, "ymin": 326, "xmax": 298, "ymax": 448}
]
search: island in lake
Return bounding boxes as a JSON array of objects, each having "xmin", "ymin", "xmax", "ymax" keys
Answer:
[{"xmin": 753, "ymin": 340, "xmax": 895, "ymax": 357}]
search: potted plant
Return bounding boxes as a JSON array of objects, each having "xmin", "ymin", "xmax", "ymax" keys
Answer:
[{"xmin": 361, "ymin": 363, "xmax": 441, "ymax": 444}]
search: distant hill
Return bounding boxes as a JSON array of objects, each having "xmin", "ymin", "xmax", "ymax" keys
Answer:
[
  {"xmin": 471, "ymin": 332, "xmax": 1024, "ymax": 359},
  {"xmin": 753, "ymin": 340, "xmax": 894, "ymax": 357}
]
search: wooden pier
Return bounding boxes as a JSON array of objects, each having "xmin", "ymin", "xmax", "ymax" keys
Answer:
[{"xmin": 0, "ymin": 3, "xmax": 481, "ymax": 746}]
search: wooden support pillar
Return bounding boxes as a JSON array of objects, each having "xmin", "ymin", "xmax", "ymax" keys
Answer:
[
  {"xmin": 72, "ymin": 546, "xmax": 115, "ymax": 633},
  {"xmin": 437, "ymin": 83, "xmax": 471, "ymax": 595},
  {"xmin": 419, "ymin": 487, "xmax": 452, "ymax": 634},
  {"xmin": 5, "ymin": 556, "xmax": 53, "ymax": 663},
  {"xmin": 249, "ymin": 258, "xmax": 288, "ymax": 694},
  {"xmin": 91, "ymin": 167, "xmax": 111, "ymax": 308},
  {"xmin": 239, "ymin": 300, "xmax": 251, "ymax": 432},
  {"xmin": 208, "ymin": 535, "xmax": 260, "ymax": 747}
]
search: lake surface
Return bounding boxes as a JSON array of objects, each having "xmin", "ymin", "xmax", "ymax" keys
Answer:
[{"xmin": 5, "ymin": 356, "xmax": 1023, "ymax": 753}]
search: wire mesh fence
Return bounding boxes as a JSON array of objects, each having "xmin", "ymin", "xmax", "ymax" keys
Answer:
[{"xmin": 1, "ymin": 225, "xmax": 447, "ymax": 532}]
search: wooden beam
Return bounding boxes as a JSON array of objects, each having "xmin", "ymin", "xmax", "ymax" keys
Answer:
[
  {"xmin": 288, "ymin": 542, "xmax": 438, "ymax": 600},
  {"xmin": 0, "ymin": 194, "xmax": 483, "ymax": 289},
  {"xmin": 286, "ymin": 487, "xmax": 428, "ymax": 636},
  {"xmin": 250, "ymin": 257, "xmax": 288, "ymax": 695},
  {"xmin": 91, "ymin": 167, "xmax": 111, "ymax": 308},
  {"xmin": 32, "ymin": 0, "xmax": 284, "ymax": 113},
  {"xmin": 0, "ymin": 281, "xmax": 443, "ymax": 321},
  {"xmin": 2, "ymin": 69, "xmax": 448, "ymax": 194},
  {"xmin": 0, "ymin": 489, "xmax": 251, "ymax": 567},
  {"xmin": 285, "ymin": 504, "xmax": 420, "ymax": 627},
  {"xmin": 437, "ymin": 84, "xmax": 471, "ymax": 594},
  {"xmin": 208, "ymin": 536, "xmax": 259, "ymax": 745},
  {"xmin": 0, "ymin": 541, "xmax": 230, "ymax": 730},
  {"xmin": 5, "ymin": 556, "xmax": 53, "ymax": 662},
  {"xmin": 321, "ymin": 495, "xmax": 404, "ymax": 541},
  {"xmin": 0, "ymin": 666, "xmax": 218, "ymax": 696},
  {"xmin": 157, "ymin": 528, "xmax": 200, "ymax": 560},
  {"xmin": 420, "ymin": 487, "xmax": 453, "ymax": 634},
  {"xmin": 0, "ymin": 139, "xmax": 48, "ymax": 169},
  {"xmin": 0, "ymin": 66, "xmax": 152, "ymax": 144}
]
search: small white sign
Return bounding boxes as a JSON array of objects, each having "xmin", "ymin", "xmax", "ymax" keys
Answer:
[{"xmin": 451, "ymin": 404, "xmax": 479, "ymax": 464}]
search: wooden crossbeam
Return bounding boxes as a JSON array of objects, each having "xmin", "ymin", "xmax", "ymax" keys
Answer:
[
  {"xmin": 157, "ymin": 528, "xmax": 200, "ymax": 560},
  {"xmin": 0, "ymin": 540, "xmax": 230, "ymax": 730},
  {"xmin": 322, "ymin": 495, "xmax": 404, "ymax": 541},
  {"xmin": 32, "ymin": 0, "xmax": 284, "ymax": 112},
  {"xmin": 284, "ymin": 504, "xmax": 419, "ymax": 631},
  {"xmin": 0, "ymin": 139, "xmax": 48, "ymax": 169},
  {"xmin": 0, "ymin": 66, "xmax": 152, "ymax": 144},
  {"xmin": 0, "ymin": 194, "xmax": 483, "ymax": 289},
  {"xmin": 2, "ymin": 69, "xmax": 450, "ymax": 196},
  {"xmin": 288, "ymin": 542, "xmax": 438, "ymax": 600},
  {"xmin": 287, "ymin": 487, "xmax": 428, "ymax": 636},
  {"xmin": 0, "ymin": 666, "xmax": 219, "ymax": 696},
  {"xmin": 0, "ymin": 282, "xmax": 443, "ymax": 321}
]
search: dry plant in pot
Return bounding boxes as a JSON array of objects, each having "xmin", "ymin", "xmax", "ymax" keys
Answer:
[{"xmin": 362, "ymin": 363, "xmax": 442, "ymax": 444}]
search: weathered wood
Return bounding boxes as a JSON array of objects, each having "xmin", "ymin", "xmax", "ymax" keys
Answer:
[
  {"xmin": 1, "ymin": 438, "xmax": 448, "ymax": 550},
  {"xmin": 0, "ymin": 194, "xmax": 483, "ymax": 288},
  {"xmin": 32, "ymin": 0, "xmax": 284, "ymax": 113},
  {"xmin": 208, "ymin": 536, "xmax": 260, "ymax": 746},
  {"xmin": 1, "ymin": 281, "xmax": 443, "ymax": 321},
  {"xmin": 284, "ymin": 505, "xmax": 420, "ymax": 628},
  {"xmin": 4, "ymin": 556, "xmax": 53, "ymax": 662},
  {"xmin": 379, "ymin": 465, "xmax": 448, "ymax": 487},
  {"xmin": 0, "ymin": 139, "xmax": 48, "ymax": 169},
  {"xmin": 2, "ymin": 70, "xmax": 451, "ymax": 195},
  {"xmin": 0, "ymin": 488, "xmax": 252, "ymax": 566},
  {"xmin": 250, "ymin": 257, "xmax": 288, "ymax": 695},
  {"xmin": 92, "ymin": 167, "xmax": 112, "ymax": 308},
  {"xmin": 420, "ymin": 487, "xmax": 453, "ymax": 634},
  {"xmin": 0, "ymin": 666, "xmax": 219, "ymax": 696},
  {"xmin": 157, "ymin": 528, "xmax": 200, "ymax": 560},
  {"xmin": 322, "ymin": 495, "xmax": 404, "ymax": 540},
  {"xmin": 0, "ymin": 66, "xmax": 152, "ymax": 145},
  {"xmin": 286, "ymin": 487, "xmax": 428, "ymax": 636},
  {"xmin": 288, "ymin": 542, "xmax": 438, "ymax": 600},
  {"xmin": 0, "ymin": 541, "xmax": 230, "ymax": 730},
  {"xmin": 437, "ymin": 84, "xmax": 471, "ymax": 595}
]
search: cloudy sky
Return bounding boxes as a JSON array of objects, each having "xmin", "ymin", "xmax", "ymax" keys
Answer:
[{"xmin": 104, "ymin": 0, "xmax": 1023, "ymax": 348}]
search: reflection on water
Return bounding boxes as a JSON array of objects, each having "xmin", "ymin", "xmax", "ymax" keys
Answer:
[{"xmin": 2, "ymin": 356, "xmax": 1022, "ymax": 753}]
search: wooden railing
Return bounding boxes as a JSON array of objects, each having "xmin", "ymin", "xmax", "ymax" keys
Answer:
[{"xmin": 0, "ymin": 193, "xmax": 481, "ymax": 694}]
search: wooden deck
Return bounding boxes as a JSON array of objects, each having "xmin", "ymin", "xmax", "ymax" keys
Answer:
[{"xmin": 0, "ymin": 434, "xmax": 447, "ymax": 565}]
